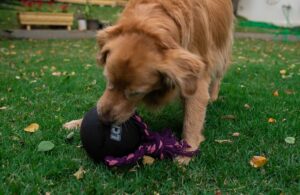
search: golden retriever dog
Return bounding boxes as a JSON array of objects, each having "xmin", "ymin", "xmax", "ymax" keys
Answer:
[{"xmin": 64, "ymin": 0, "xmax": 234, "ymax": 164}]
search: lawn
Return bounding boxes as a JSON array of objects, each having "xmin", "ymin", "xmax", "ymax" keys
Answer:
[{"xmin": 0, "ymin": 38, "xmax": 299, "ymax": 194}]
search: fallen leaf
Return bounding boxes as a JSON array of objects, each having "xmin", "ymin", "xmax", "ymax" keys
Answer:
[
  {"xmin": 221, "ymin": 115, "xmax": 236, "ymax": 120},
  {"xmin": 38, "ymin": 141, "xmax": 55, "ymax": 152},
  {"xmin": 9, "ymin": 44, "xmax": 15, "ymax": 49},
  {"xmin": 24, "ymin": 123, "xmax": 39, "ymax": 133},
  {"xmin": 215, "ymin": 190, "xmax": 222, "ymax": 195},
  {"xmin": 250, "ymin": 156, "xmax": 267, "ymax": 168},
  {"xmin": 215, "ymin": 139, "xmax": 233, "ymax": 144},
  {"xmin": 244, "ymin": 104, "xmax": 251, "ymax": 109},
  {"xmin": 280, "ymin": 69, "xmax": 287, "ymax": 75},
  {"xmin": 73, "ymin": 166, "xmax": 86, "ymax": 180},
  {"xmin": 273, "ymin": 90, "xmax": 279, "ymax": 97},
  {"xmin": 285, "ymin": 137, "xmax": 295, "ymax": 144},
  {"xmin": 143, "ymin": 155, "xmax": 155, "ymax": 165},
  {"xmin": 0, "ymin": 106, "xmax": 7, "ymax": 110},
  {"xmin": 284, "ymin": 89, "xmax": 295, "ymax": 95},
  {"xmin": 268, "ymin": 118, "xmax": 276, "ymax": 123},
  {"xmin": 52, "ymin": 72, "xmax": 61, "ymax": 76},
  {"xmin": 232, "ymin": 132, "xmax": 240, "ymax": 137},
  {"xmin": 35, "ymin": 50, "xmax": 43, "ymax": 55},
  {"xmin": 66, "ymin": 132, "xmax": 74, "ymax": 140}
]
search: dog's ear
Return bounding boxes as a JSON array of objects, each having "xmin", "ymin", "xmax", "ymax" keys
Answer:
[
  {"xmin": 158, "ymin": 49, "xmax": 206, "ymax": 97},
  {"xmin": 96, "ymin": 25, "xmax": 121, "ymax": 48},
  {"xmin": 96, "ymin": 25, "xmax": 121, "ymax": 65}
]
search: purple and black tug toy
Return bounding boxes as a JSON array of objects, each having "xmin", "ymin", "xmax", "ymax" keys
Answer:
[{"xmin": 80, "ymin": 107, "xmax": 198, "ymax": 167}]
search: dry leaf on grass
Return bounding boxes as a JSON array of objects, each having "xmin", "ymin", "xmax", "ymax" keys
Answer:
[
  {"xmin": 284, "ymin": 89, "xmax": 296, "ymax": 95},
  {"xmin": 232, "ymin": 132, "xmax": 240, "ymax": 137},
  {"xmin": 143, "ymin": 156, "xmax": 155, "ymax": 165},
  {"xmin": 73, "ymin": 166, "xmax": 86, "ymax": 180},
  {"xmin": 244, "ymin": 104, "xmax": 251, "ymax": 109},
  {"xmin": 285, "ymin": 137, "xmax": 295, "ymax": 144},
  {"xmin": 273, "ymin": 90, "xmax": 279, "ymax": 97},
  {"xmin": 250, "ymin": 156, "xmax": 267, "ymax": 168},
  {"xmin": 215, "ymin": 139, "xmax": 233, "ymax": 144},
  {"xmin": 24, "ymin": 123, "xmax": 39, "ymax": 133},
  {"xmin": 0, "ymin": 106, "xmax": 7, "ymax": 110},
  {"xmin": 66, "ymin": 132, "xmax": 74, "ymax": 140},
  {"xmin": 215, "ymin": 190, "xmax": 222, "ymax": 195},
  {"xmin": 280, "ymin": 69, "xmax": 287, "ymax": 75},
  {"xmin": 268, "ymin": 118, "xmax": 276, "ymax": 123},
  {"xmin": 52, "ymin": 72, "xmax": 62, "ymax": 76},
  {"xmin": 221, "ymin": 115, "xmax": 236, "ymax": 120}
]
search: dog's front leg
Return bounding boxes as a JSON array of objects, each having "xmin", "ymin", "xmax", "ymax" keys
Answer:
[
  {"xmin": 176, "ymin": 80, "xmax": 210, "ymax": 165},
  {"xmin": 63, "ymin": 119, "xmax": 83, "ymax": 130}
]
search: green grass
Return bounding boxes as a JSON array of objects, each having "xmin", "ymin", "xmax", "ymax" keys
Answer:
[
  {"xmin": 0, "ymin": 38, "xmax": 300, "ymax": 194},
  {"xmin": 235, "ymin": 17, "xmax": 300, "ymax": 36}
]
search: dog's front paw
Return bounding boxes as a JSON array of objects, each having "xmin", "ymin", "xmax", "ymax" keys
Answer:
[
  {"xmin": 63, "ymin": 119, "xmax": 82, "ymax": 130},
  {"xmin": 175, "ymin": 156, "xmax": 192, "ymax": 166}
]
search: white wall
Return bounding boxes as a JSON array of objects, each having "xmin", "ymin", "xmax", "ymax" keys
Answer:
[{"xmin": 238, "ymin": 0, "xmax": 300, "ymax": 27}]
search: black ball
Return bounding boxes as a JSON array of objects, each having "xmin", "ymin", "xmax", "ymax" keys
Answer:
[{"xmin": 80, "ymin": 107, "xmax": 142, "ymax": 163}]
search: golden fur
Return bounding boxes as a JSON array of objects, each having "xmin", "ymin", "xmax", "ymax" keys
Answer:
[{"xmin": 64, "ymin": 0, "xmax": 234, "ymax": 164}]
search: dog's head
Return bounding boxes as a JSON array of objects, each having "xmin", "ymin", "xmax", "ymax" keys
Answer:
[{"xmin": 96, "ymin": 26, "xmax": 205, "ymax": 124}]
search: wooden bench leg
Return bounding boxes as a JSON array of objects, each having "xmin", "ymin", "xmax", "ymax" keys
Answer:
[
  {"xmin": 26, "ymin": 25, "xmax": 31, "ymax": 30},
  {"xmin": 67, "ymin": 26, "xmax": 71, "ymax": 31}
]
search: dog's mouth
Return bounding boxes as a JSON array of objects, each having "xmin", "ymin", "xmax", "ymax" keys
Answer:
[
  {"xmin": 113, "ymin": 109, "xmax": 136, "ymax": 125},
  {"xmin": 98, "ymin": 108, "xmax": 136, "ymax": 125}
]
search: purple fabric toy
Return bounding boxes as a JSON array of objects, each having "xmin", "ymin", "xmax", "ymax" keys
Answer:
[{"xmin": 104, "ymin": 114, "xmax": 199, "ymax": 167}]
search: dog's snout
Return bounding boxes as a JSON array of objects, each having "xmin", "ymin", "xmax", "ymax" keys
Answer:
[{"xmin": 98, "ymin": 107, "xmax": 115, "ymax": 123}]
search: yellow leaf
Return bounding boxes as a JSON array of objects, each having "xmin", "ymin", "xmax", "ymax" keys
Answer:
[
  {"xmin": 52, "ymin": 72, "xmax": 61, "ymax": 76},
  {"xmin": 221, "ymin": 115, "xmax": 236, "ymax": 120},
  {"xmin": 215, "ymin": 139, "xmax": 233, "ymax": 144},
  {"xmin": 280, "ymin": 69, "xmax": 287, "ymax": 75},
  {"xmin": 273, "ymin": 90, "xmax": 279, "ymax": 97},
  {"xmin": 268, "ymin": 118, "xmax": 276, "ymax": 123},
  {"xmin": 244, "ymin": 104, "xmax": 251, "ymax": 109},
  {"xmin": 143, "ymin": 156, "xmax": 155, "ymax": 165},
  {"xmin": 250, "ymin": 156, "xmax": 267, "ymax": 168},
  {"xmin": 24, "ymin": 123, "xmax": 39, "ymax": 133},
  {"xmin": 73, "ymin": 166, "xmax": 86, "ymax": 180},
  {"xmin": 0, "ymin": 106, "xmax": 7, "ymax": 110}
]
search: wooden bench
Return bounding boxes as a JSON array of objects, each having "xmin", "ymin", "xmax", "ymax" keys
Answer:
[
  {"xmin": 55, "ymin": 0, "xmax": 128, "ymax": 7},
  {"xmin": 19, "ymin": 12, "xmax": 74, "ymax": 31}
]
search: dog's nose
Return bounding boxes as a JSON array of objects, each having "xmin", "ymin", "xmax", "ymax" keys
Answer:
[{"xmin": 98, "ymin": 108, "xmax": 115, "ymax": 124}]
